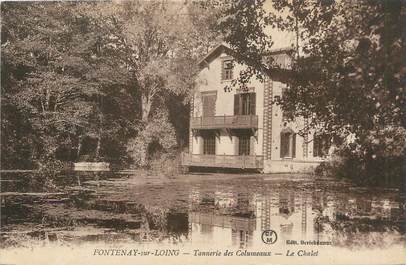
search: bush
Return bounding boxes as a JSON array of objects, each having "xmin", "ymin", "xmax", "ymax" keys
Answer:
[
  {"xmin": 315, "ymin": 145, "xmax": 404, "ymax": 187},
  {"xmin": 149, "ymin": 152, "xmax": 181, "ymax": 177}
]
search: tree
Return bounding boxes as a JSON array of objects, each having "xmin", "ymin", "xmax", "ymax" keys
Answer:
[
  {"xmin": 2, "ymin": 2, "xmax": 100, "ymax": 166},
  {"xmin": 2, "ymin": 2, "xmax": 137, "ymax": 167},
  {"xmin": 209, "ymin": 0, "xmax": 405, "ymax": 184},
  {"xmin": 1, "ymin": 1, "xmax": 220, "ymax": 169},
  {"xmin": 84, "ymin": 0, "xmax": 218, "ymax": 166}
]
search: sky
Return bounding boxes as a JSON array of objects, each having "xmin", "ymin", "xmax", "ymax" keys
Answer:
[{"xmin": 264, "ymin": 0, "xmax": 296, "ymax": 50}]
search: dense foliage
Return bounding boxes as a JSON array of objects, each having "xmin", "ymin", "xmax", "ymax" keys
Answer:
[
  {"xmin": 210, "ymin": 0, "xmax": 405, "ymax": 185},
  {"xmin": 1, "ymin": 1, "xmax": 218, "ymax": 169}
]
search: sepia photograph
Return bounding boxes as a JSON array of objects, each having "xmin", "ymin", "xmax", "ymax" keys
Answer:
[{"xmin": 0, "ymin": 0, "xmax": 405, "ymax": 264}]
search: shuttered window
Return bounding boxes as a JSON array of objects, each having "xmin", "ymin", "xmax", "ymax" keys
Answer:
[
  {"xmin": 234, "ymin": 93, "xmax": 256, "ymax": 115},
  {"xmin": 202, "ymin": 92, "xmax": 216, "ymax": 117}
]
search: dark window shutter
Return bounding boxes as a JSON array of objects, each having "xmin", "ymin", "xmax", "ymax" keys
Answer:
[
  {"xmin": 221, "ymin": 61, "xmax": 225, "ymax": 80},
  {"xmin": 209, "ymin": 95, "xmax": 216, "ymax": 116},
  {"xmin": 314, "ymin": 135, "xmax": 319, "ymax": 157},
  {"xmin": 280, "ymin": 133, "xmax": 286, "ymax": 158},
  {"xmin": 250, "ymin": 136, "xmax": 255, "ymax": 155},
  {"xmin": 250, "ymin": 93, "xmax": 256, "ymax": 115},
  {"xmin": 202, "ymin": 94, "xmax": 216, "ymax": 117},
  {"xmin": 234, "ymin": 136, "xmax": 239, "ymax": 155},
  {"xmin": 292, "ymin": 134, "xmax": 296, "ymax": 158},
  {"xmin": 323, "ymin": 137, "xmax": 330, "ymax": 156},
  {"xmin": 234, "ymin": 94, "xmax": 240, "ymax": 115}
]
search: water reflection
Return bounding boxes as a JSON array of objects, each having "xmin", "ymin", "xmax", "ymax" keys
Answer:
[
  {"xmin": 189, "ymin": 188, "xmax": 405, "ymax": 248},
  {"xmin": 1, "ymin": 172, "xmax": 405, "ymax": 249}
]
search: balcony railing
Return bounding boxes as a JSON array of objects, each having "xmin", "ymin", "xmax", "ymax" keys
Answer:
[
  {"xmin": 190, "ymin": 115, "xmax": 258, "ymax": 129},
  {"xmin": 181, "ymin": 153, "xmax": 264, "ymax": 169}
]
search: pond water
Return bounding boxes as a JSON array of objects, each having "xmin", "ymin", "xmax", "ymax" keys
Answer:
[{"xmin": 1, "ymin": 171, "xmax": 405, "ymax": 250}]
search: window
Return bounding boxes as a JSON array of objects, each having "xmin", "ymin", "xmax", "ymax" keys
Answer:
[
  {"xmin": 203, "ymin": 133, "xmax": 216, "ymax": 155},
  {"xmin": 222, "ymin": 59, "xmax": 233, "ymax": 80},
  {"xmin": 238, "ymin": 135, "xmax": 251, "ymax": 155},
  {"xmin": 280, "ymin": 130, "xmax": 296, "ymax": 158},
  {"xmin": 313, "ymin": 134, "xmax": 330, "ymax": 157},
  {"xmin": 201, "ymin": 91, "xmax": 217, "ymax": 117},
  {"xmin": 234, "ymin": 93, "xmax": 256, "ymax": 115}
]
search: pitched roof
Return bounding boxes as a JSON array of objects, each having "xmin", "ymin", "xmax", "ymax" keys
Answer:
[
  {"xmin": 198, "ymin": 42, "xmax": 294, "ymax": 69},
  {"xmin": 198, "ymin": 43, "xmax": 234, "ymax": 68}
]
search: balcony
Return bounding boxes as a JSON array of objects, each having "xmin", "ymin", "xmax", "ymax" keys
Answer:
[
  {"xmin": 190, "ymin": 115, "xmax": 258, "ymax": 130},
  {"xmin": 181, "ymin": 153, "xmax": 264, "ymax": 169}
]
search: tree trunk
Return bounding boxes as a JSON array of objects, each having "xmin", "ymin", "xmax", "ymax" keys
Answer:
[
  {"xmin": 139, "ymin": 93, "xmax": 152, "ymax": 167},
  {"xmin": 45, "ymin": 89, "xmax": 51, "ymax": 111},
  {"xmin": 141, "ymin": 94, "xmax": 152, "ymax": 122},
  {"xmin": 139, "ymin": 141, "xmax": 148, "ymax": 167},
  {"xmin": 95, "ymin": 114, "xmax": 103, "ymax": 160},
  {"xmin": 77, "ymin": 136, "xmax": 82, "ymax": 161},
  {"xmin": 95, "ymin": 136, "xmax": 101, "ymax": 160}
]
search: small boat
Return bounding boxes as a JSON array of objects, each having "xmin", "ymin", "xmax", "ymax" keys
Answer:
[{"xmin": 73, "ymin": 162, "xmax": 110, "ymax": 171}]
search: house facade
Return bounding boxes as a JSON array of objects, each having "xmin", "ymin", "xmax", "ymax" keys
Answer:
[{"xmin": 181, "ymin": 44, "xmax": 328, "ymax": 173}]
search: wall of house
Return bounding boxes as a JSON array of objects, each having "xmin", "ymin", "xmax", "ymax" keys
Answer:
[
  {"xmin": 270, "ymin": 80, "xmax": 307, "ymax": 160},
  {"xmin": 189, "ymin": 48, "xmax": 326, "ymax": 173},
  {"xmin": 191, "ymin": 51, "xmax": 264, "ymax": 156},
  {"xmin": 263, "ymin": 80, "xmax": 325, "ymax": 173}
]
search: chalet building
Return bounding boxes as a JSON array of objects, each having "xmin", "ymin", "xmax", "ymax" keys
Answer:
[{"xmin": 181, "ymin": 44, "xmax": 328, "ymax": 173}]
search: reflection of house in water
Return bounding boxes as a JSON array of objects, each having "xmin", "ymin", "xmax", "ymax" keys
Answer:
[
  {"xmin": 189, "ymin": 212, "xmax": 256, "ymax": 248},
  {"xmin": 214, "ymin": 191, "xmax": 237, "ymax": 208},
  {"xmin": 188, "ymin": 189, "xmax": 322, "ymax": 248},
  {"xmin": 188, "ymin": 191, "xmax": 256, "ymax": 248},
  {"xmin": 255, "ymin": 191, "xmax": 317, "ymax": 246},
  {"xmin": 188, "ymin": 187, "xmax": 406, "ymax": 248}
]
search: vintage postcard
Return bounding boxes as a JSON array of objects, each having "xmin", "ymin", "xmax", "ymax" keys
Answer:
[{"xmin": 1, "ymin": 0, "xmax": 405, "ymax": 264}]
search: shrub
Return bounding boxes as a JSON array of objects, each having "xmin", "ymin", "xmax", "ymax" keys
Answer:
[
  {"xmin": 149, "ymin": 151, "xmax": 181, "ymax": 177},
  {"xmin": 315, "ymin": 126, "xmax": 406, "ymax": 187}
]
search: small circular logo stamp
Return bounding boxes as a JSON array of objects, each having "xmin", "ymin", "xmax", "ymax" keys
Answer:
[{"xmin": 261, "ymin": 230, "xmax": 277, "ymax": 244}]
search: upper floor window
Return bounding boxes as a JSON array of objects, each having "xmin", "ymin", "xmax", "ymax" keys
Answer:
[
  {"xmin": 201, "ymin": 91, "xmax": 217, "ymax": 117},
  {"xmin": 234, "ymin": 92, "xmax": 256, "ymax": 115},
  {"xmin": 222, "ymin": 59, "xmax": 233, "ymax": 80}
]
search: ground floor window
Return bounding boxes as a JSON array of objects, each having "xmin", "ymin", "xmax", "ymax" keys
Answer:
[
  {"xmin": 313, "ymin": 134, "xmax": 330, "ymax": 157},
  {"xmin": 280, "ymin": 130, "xmax": 296, "ymax": 158},
  {"xmin": 238, "ymin": 135, "xmax": 251, "ymax": 155},
  {"xmin": 202, "ymin": 133, "xmax": 216, "ymax": 155}
]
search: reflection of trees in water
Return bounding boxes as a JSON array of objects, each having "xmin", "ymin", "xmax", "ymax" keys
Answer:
[
  {"xmin": 320, "ymin": 217, "xmax": 404, "ymax": 248},
  {"xmin": 315, "ymin": 193, "xmax": 406, "ymax": 248},
  {"xmin": 3, "ymin": 173, "xmax": 406, "ymax": 248},
  {"xmin": 196, "ymin": 187, "xmax": 406, "ymax": 248}
]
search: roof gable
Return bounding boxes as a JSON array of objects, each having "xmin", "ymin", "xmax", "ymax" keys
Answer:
[
  {"xmin": 198, "ymin": 43, "xmax": 234, "ymax": 68},
  {"xmin": 198, "ymin": 43, "xmax": 294, "ymax": 70}
]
